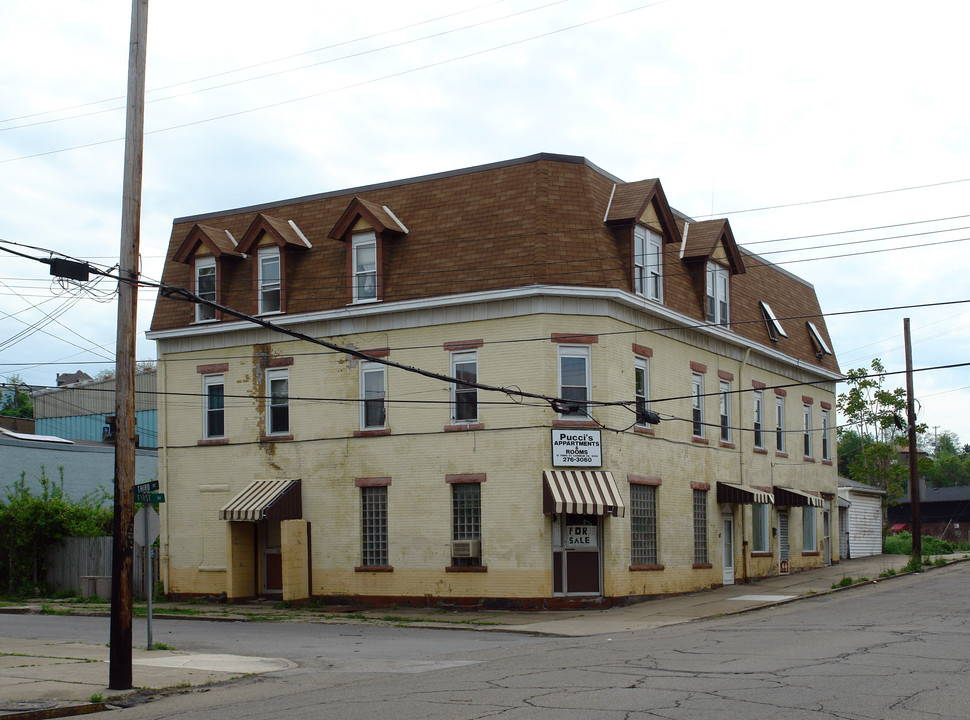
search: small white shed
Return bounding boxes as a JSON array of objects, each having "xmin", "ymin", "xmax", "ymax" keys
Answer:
[{"xmin": 838, "ymin": 476, "xmax": 886, "ymax": 558}]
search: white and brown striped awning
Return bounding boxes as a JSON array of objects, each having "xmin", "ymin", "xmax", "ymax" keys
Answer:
[
  {"xmin": 220, "ymin": 479, "xmax": 302, "ymax": 522},
  {"xmin": 773, "ymin": 486, "xmax": 824, "ymax": 508},
  {"xmin": 542, "ymin": 470, "xmax": 625, "ymax": 517},
  {"xmin": 717, "ymin": 482, "xmax": 774, "ymax": 505}
]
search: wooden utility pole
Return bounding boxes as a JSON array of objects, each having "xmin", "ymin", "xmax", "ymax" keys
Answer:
[
  {"xmin": 903, "ymin": 318, "xmax": 922, "ymax": 562},
  {"xmin": 109, "ymin": 0, "xmax": 148, "ymax": 691}
]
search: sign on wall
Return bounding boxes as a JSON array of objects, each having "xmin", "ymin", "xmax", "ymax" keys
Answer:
[
  {"xmin": 567, "ymin": 524, "xmax": 598, "ymax": 548},
  {"xmin": 552, "ymin": 429, "xmax": 602, "ymax": 467}
]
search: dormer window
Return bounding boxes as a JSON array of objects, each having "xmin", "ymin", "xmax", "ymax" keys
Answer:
[
  {"xmin": 706, "ymin": 262, "xmax": 729, "ymax": 326},
  {"xmin": 195, "ymin": 257, "xmax": 216, "ymax": 322},
  {"xmin": 806, "ymin": 321, "xmax": 832, "ymax": 358},
  {"xmin": 352, "ymin": 232, "xmax": 378, "ymax": 303},
  {"xmin": 759, "ymin": 301, "xmax": 788, "ymax": 341},
  {"xmin": 634, "ymin": 226, "xmax": 662, "ymax": 301},
  {"xmin": 258, "ymin": 246, "xmax": 281, "ymax": 314}
]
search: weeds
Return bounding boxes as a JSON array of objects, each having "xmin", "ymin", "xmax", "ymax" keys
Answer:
[
  {"xmin": 89, "ymin": 693, "xmax": 103, "ymax": 703},
  {"xmin": 149, "ymin": 641, "xmax": 176, "ymax": 651}
]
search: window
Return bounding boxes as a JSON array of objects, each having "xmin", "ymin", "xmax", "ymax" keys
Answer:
[
  {"xmin": 806, "ymin": 321, "xmax": 832, "ymax": 357},
  {"xmin": 361, "ymin": 486, "xmax": 388, "ymax": 567},
  {"xmin": 821, "ymin": 408, "xmax": 831, "ymax": 461},
  {"xmin": 719, "ymin": 380, "xmax": 731, "ymax": 443},
  {"xmin": 558, "ymin": 346, "xmax": 590, "ymax": 418},
  {"xmin": 759, "ymin": 301, "xmax": 787, "ymax": 341},
  {"xmin": 631, "ymin": 484, "xmax": 658, "ymax": 565},
  {"xmin": 635, "ymin": 356, "xmax": 650, "ymax": 426},
  {"xmin": 451, "ymin": 351, "xmax": 478, "ymax": 424},
  {"xmin": 360, "ymin": 362, "xmax": 386, "ymax": 430},
  {"xmin": 451, "ymin": 483, "xmax": 482, "ymax": 567},
  {"xmin": 775, "ymin": 395, "xmax": 786, "ymax": 452},
  {"xmin": 752, "ymin": 503, "xmax": 770, "ymax": 553},
  {"xmin": 266, "ymin": 368, "xmax": 289, "ymax": 435},
  {"xmin": 693, "ymin": 489, "xmax": 708, "ymax": 564},
  {"xmin": 195, "ymin": 257, "xmax": 216, "ymax": 322},
  {"xmin": 706, "ymin": 262, "xmax": 730, "ymax": 326},
  {"xmin": 634, "ymin": 225, "xmax": 662, "ymax": 301},
  {"xmin": 352, "ymin": 232, "xmax": 377, "ymax": 302},
  {"xmin": 803, "ymin": 403, "xmax": 812, "ymax": 458},
  {"xmin": 803, "ymin": 506, "xmax": 816, "ymax": 552},
  {"xmin": 753, "ymin": 389, "xmax": 765, "ymax": 449},
  {"xmin": 258, "ymin": 246, "xmax": 281, "ymax": 314},
  {"xmin": 691, "ymin": 373, "xmax": 704, "ymax": 438},
  {"xmin": 203, "ymin": 374, "xmax": 224, "ymax": 439}
]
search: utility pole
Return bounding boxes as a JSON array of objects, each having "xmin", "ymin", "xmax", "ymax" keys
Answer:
[
  {"xmin": 109, "ymin": 0, "xmax": 148, "ymax": 691},
  {"xmin": 903, "ymin": 318, "xmax": 921, "ymax": 563}
]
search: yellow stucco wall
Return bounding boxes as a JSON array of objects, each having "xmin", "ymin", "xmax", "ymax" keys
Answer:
[{"xmin": 159, "ymin": 310, "xmax": 838, "ymax": 602}]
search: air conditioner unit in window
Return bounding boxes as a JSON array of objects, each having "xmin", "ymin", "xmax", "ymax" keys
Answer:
[{"xmin": 451, "ymin": 539, "xmax": 481, "ymax": 558}]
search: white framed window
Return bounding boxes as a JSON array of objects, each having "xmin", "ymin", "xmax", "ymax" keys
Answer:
[
  {"xmin": 635, "ymin": 356, "xmax": 650, "ymax": 426},
  {"xmin": 634, "ymin": 225, "xmax": 662, "ymax": 301},
  {"xmin": 360, "ymin": 362, "xmax": 386, "ymax": 430},
  {"xmin": 706, "ymin": 262, "xmax": 730, "ymax": 326},
  {"xmin": 821, "ymin": 408, "xmax": 831, "ymax": 461},
  {"xmin": 719, "ymin": 380, "xmax": 731, "ymax": 443},
  {"xmin": 361, "ymin": 485, "xmax": 388, "ymax": 567},
  {"xmin": 802, "ymin": 506, "xmax": 816, "ymax": 552},
  {"xmin": 775, "ymin": 395, "xmax": 786, "ymax": 452},
  {"xmin": 451, "ymin": 351, "xmax": 478, "ymax": 424},
  {"xmin": 693, "ymin": 489, "xmax": 708, "ymax": 564},
  {"xmin": 806, "ymin": 321, "xmax": 832, "ymax": 356},
  {"xmin": 691, "ymin": 373, "xmax": 704, "ymax": 438},
  {"xmin": 266, "ymin": 368, "xmax": 289, "ymax": 436},
  {"xmin": 352, "ymin": 232, "xmax": 378, "ymax": 303},
  {"xmin": 258, "ymin": 246, "xmax": 281, "ymax": 314},
  {"xmin": 195, "ymin": 257, "xmax": 216, "ymax": 322},
  {"xmin": 202, "ymin": 374, "xmax": 225, "ymax": 440},
  {"xmin": 752, "ymin": 503, "xmax": 770, "ymax": 553},
  {"xmin": 631, "ymin": 484, "xmax": 658, "ymax": 565},
  {"xmin": 803, "ymin": 403, "xmax": 812, "ymax": 458},
  {"xmin": 558, "ymin": 345, "xmax": 590, "ymax": 418},
  {"xmin": 753, "ymin": 389, "xmax": 765, "ymax": 449}
]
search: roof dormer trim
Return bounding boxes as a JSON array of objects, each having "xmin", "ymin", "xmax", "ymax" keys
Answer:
[
  {"xmin": 679, "ymin": 219, "xmax": 746, "ymax": 275},
  {"xmin": 236, "ymin": 213, "xmax": 312, "ymax": 255},
  {"xmin": 328, "ymin": 196, "xmax": 409, "ymax": 241},
  {"xmin": 173, "ymin": 224, "xmax": 245, "ymax": 265},
  {"xmin": 603, "ymin": 179, "xmax": 680, "ymax": 244}
]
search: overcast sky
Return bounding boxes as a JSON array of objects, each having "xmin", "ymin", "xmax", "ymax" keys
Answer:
[{"xmin": 1, "ymin": 0, "xmax": 968, "ymax": 445}]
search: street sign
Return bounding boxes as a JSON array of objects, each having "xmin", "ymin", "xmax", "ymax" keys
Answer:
[
  {"xmin": 134, "ymin": 480, "xmax": 159, "ymax": 493},
  {"xmin": 135, "ymin": 491, "xmax": 165, "ymax": 504}
]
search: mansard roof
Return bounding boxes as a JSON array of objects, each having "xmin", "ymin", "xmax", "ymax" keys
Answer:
[{"xmin": 151, "ymin": 153, "xmax": 838, "ymax": 374}]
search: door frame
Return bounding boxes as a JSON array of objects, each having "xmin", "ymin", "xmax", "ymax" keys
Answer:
[
  {"xmin": 551, "ymin": 514, "xmax": 603, "ymax": 596},
  {"xmin": 722, "ymin": 513, "xmax": 734, "ymax": 586}
]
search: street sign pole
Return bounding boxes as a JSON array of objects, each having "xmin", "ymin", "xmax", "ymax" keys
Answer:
[{"xmin": 145, "ymin": 506, "xmax": 152, "ymax": 649}]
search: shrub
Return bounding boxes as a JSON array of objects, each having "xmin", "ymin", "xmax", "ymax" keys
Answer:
[{"xmin": 883, "ymin": 531, "xmax": 954, "ymax": 556}]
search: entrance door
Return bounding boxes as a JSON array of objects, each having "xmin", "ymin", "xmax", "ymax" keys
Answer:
[
  {"xmin": 261, "ymin": 519, "xmax": 283, "ymax": 594},
  {"xmin": 823, "ymin": 502, "xmax": 832, "ymax": 566},
  {"xmin": 839, "ymin": 506, "xmax": 849, "ymax": 559},
  {"xmin": 778, "ymin": 511, "xmax": 790, "ymax": 575},
  {"xmin": 552, "ymin": 514, "xmax": 602, "ymax": 595},
  {"xmin": 722, "ymin": 515, "xmax": 734, "ymax": 586}
]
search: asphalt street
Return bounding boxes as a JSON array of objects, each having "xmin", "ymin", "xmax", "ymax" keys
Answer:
[{"xmin": 13, "ymin": 561, "xmax": 967, "ymax": 719}]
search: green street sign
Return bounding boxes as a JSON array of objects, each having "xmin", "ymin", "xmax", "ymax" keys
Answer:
[
  {"xmin": 135, "ymin": 492, "xmax": 165, "ymax": 504},
  {"xmin": 135, "ymin": 480, "xmax": 159, "ymax": 493}
]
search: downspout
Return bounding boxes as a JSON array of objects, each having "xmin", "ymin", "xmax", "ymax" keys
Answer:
[
  {"xmin": 739, "ymin": 347, "xmax": 751, "ymax": 583},
  {"xmin": 158, "ymin": 354, "xmax": 169, "ymax": 595}
]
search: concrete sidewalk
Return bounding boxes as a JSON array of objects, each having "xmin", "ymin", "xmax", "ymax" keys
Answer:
[{"xmin": 0, "ymin": 553, "xmax": 962, "ymax": 717}]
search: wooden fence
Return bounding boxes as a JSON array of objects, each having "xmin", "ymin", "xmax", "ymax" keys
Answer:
[{"xmin": 45, "ymin": 536, "xmax": 159, "ymax": 600}]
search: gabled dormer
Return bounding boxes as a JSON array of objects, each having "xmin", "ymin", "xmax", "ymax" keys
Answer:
[
  {"xmin": 172, "ymin": 224, "xmax": 245, "ymax": 322},
  {"xmin": 603, "ymin": 179, "xmax": 681, "ymax": 303},
  {"xmin": 679, "ymin": 219, "xmax": 745, "ymax": 328},
  {"xmin": 328, "ymin": 197, "xmax": 408, "ymax": 305},
  {"xmin": 236, "ymin": 213, "xmax": 312, "ymax": 316}
]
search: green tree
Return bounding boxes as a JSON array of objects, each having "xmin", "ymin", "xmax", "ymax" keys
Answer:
[
  {"xmin": 920, "ymin": 431, "xmax": 970, "ymax": 488},
  {"xmin": 1, "ymin": 374, "xmax": 33, "ymax": 419},
  {"xmin": 0, "ymin": 467, "xmax": 111, "ymax": 596},
  {"xmin": 837, "ymin": 358, "xmax": 924, "ymax": 499}
]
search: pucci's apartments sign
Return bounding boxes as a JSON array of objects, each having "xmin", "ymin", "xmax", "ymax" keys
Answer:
[{"xmin": 551, "ymin": 429, "xmax": 602, "ymax": 467}]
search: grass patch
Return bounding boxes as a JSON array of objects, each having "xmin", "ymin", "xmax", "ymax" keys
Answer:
[
  {"xmin": 39, "ymin": 603, "xmax": 71, "ymax": 615},
  {"xmin": 879, "ymin": 568, "xmax": 897, "ymax": 578},
  {"xmin": 89, "ymin": 693, "xmax": 103, "ymax": 703},
  {"xmin": 884, "ymin": 532, "xmax": 967, "ymax": 556},
  {"xmin": 149, "ymin": 641, "xmax": 176, "ymax": 651}
]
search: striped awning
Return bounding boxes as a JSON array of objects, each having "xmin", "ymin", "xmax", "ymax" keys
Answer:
[
  {"xmin": 773, "ymin": 486, "xmax": 823, "ymax": 508},
  {"xmin": 542, "ymin": 470, "xmax": 625, "ymax": 517},
  {"xmin": 717, "ymin": 482, "xmax": 774, "ymax": 505},
  {"xmin": 220, "ymin": 479, "xmax": 302, "ymax": 522}
]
